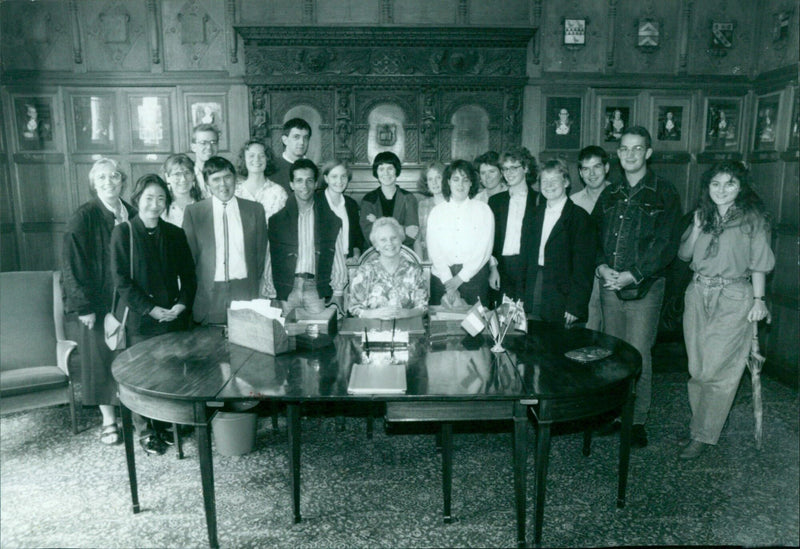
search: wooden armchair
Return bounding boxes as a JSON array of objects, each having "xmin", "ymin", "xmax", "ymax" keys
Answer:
[{"xmin": 0, "ymin": 271, "xmax": 79, "ymax": 433}]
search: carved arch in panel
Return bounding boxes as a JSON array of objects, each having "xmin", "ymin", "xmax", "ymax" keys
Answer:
[{"xmin": 449, "ymin": 104, "xmax": 491, "ymax": 162}]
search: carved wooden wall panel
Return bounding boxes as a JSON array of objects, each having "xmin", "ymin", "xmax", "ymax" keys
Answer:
[
  {"xmin": 755, "ymin": 0, "xmax": 799, "ymax": 74},
  {"xmin": 687, "ymin": 0, "xmax": 754, "ymax": 76},
  {"xmin": 79, "ymin": 0, "xmax": 150, "ymax": 71},
  {"xmin": 0, "ymin": 1, "xmax": 73, "ymax": 71},
  {"xmin": 392, "ymin": 0, "xmax": 458, "ymax": 24},
  {"xmin": 162, "ymin": 0, "xmax": 228, "ymax": 71},
  {"xmin": 540, "ymin": 0, "xmax": 607, "ymax": 73},
  {"xmin": 315, "ymin": 0, "xmax": 381, "ymax": 24},
  {"xmin": 238, "ymin": 0, "xmax": 307, "ymax": 24},
  {"xmin": 613, "ymin": 0, "xmax": 681, "ymax": 74}
]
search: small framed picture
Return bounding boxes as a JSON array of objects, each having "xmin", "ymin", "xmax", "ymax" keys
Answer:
[
  {"xmin": 753, "ymin": 92, "xmax": 781, "ymax": 151},
  {"xmin": 544, "ymin": 96, "xmax": 582, "ymax": 151},
  {"xmin": 650, "ymin": 97, "xmax": 691, "ymax": 151},
  {"xmin": 14, "ymin": 96, "xmax": 56, "ymax": 151},
  {"xmin": 563, "ymin": 19, "xmax": 586, "ymax": 45},
  {"xmin": 598, "ymin": 96, "xmax": 636, "ymax": 144},
  {"xmin": 70, "ymin": 93, "xmax": 116, "ymax": 152},
  {"xmin": 185, "ymin": 94, "xmax": 228, "ymax": 150},
  {"xmin": 128, "ymin": 94, "xmax": 172, "ymax": 153},
  {"xmin": 702, "ymin": 97, "xmax": 743, "ymax": 152},
  {"xmin": 788, "ymin": 88, "xmax": 799, "ymax": 151}
]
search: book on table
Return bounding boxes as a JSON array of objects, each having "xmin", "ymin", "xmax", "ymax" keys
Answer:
[
  {"xmin": 347, "ymin": 360, "xmax": 407, "ymax": 394},
  {"xmin": 339, "ymin": 316, "xmax": 425, "ymax": 335}
]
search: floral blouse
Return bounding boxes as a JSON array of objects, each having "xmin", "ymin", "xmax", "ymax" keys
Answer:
[
  {"xmin": 348, "ymin": 255, "xmax": 428, "ymax": 316},
  {"xmin": 235, "ymin": 178, "xmax": 288, "ymax": 221}
]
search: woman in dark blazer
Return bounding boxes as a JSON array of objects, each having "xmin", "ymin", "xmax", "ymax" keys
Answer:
[
  {"xmin": 318, "ymin": 161, "xmax": 364, "ymax": 260},
  {"xmin": 524, "ymin": 159, "xmax": 596, "ymax": 325},
  {"xmin": 62, "ymin": 157, "xmax": 136, "ymax": 446},
  {"xmin": 111, "ymin": 174, "xmax": 196, "ymax": 454},
  {"xmin": 359, "ymin": 151, "xmax": 419, "ymax": 248}
]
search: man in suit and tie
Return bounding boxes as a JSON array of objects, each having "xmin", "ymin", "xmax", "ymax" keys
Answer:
[
  {"xmin": 183, "ymin": 156, "xmax": 267, "ymax": 324},
  {"xmin": 488, "ymin": 148, "xmax": 540, "ymax": 301}
]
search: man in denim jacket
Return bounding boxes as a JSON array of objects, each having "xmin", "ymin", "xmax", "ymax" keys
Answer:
[{"xmin": 591, "ymin": 126, "xmax": 682, "ymax": 448}]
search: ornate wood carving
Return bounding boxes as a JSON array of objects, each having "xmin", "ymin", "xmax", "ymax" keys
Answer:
[
  {"xmin": 69, "ymin": 0, "xmax": 83, "ymax": 64},
  {"xmin": 607, "ymin": 0, "xmax": 618, "ymax": 68},
  {"xmin": 678, "ymin": 0, "xmax": 693, "ymax": 73},
  {"xmin": 88, "ymin": 3, "xmax": 143, "ymax": 66},
  {"xmin": 532, "ymin": 0, "xmax": 543, "ymax": 64},
  {"xmin": 381, "ymin": 0, "xmax": 394, "ymax": 24},
  {"xmin": 335, "ymin": 88, "xmax": 353, "ymax": 159},
  {"xmin": 250, "ymin": 86, "xmax": 270, "ymax": 140},
  {"xmin": 226, "ymin": 0, "xmax": 237, "ymax": 64},
  {"xmin": 146, "ymin": 0, "xmax": 161, "ymax": 65},
  {"xmin": 173, "ymin": 0, "xmax": 221, "ymax": 67},
  {"xmin": 457, "ymin": 0, "xmax": 469, "ymax": 24},
  {"xmin": 303, "ymin": 0, "xmax": 315, "ymax": 23},
  {"xmin": 420, "ymin": 90, "xmax": 438, "ymax": 153}
]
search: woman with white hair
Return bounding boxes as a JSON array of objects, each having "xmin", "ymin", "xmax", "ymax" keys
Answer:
[
  {"xmin": 347, "ymin": 217, "xmax": 428, "ymax": 319},
  {"xmin": 62, "ymin": 157, "xmax": 136, "ymax": 446}
]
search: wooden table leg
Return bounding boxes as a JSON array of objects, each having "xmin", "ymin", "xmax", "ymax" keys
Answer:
[
  {"xmin": 533, "ymin": 420, "xmax": 551, "ymax": 547},
  {"xmin": 513, "ymin": 402, "xmax": 528, "ymax": 548},
  {"xmin": 617, "ymin": 380, "xmax": 635, "ymax": 508},
  {"xmin": 119, "ymin": 404, "xmax": 140, "ymax": 514},
  {"xmin": 441, "ymin": 422, "xmax": 453, "ymax": 523},
  {"xmin": 287, "ymin": 403, "xmax": 302, "ymax": 523},
  {"xmin": 195, "ymin": 403, "xmax": 218, "ymax": 549}
]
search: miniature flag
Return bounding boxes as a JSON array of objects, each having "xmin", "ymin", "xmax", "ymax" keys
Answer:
[{"xmin": 461, "ymin": 302, "xmax": 486, "ymax": 337}]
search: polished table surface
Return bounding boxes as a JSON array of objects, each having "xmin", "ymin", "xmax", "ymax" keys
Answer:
[{"xmin": 113, "ymin": 321, "xmax": 640, "ymax": 548}]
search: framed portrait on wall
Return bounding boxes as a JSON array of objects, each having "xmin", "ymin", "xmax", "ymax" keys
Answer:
[
  {"xmin": 752, "ymin": 92, "xmax": 781, "ymax": 151},
  {"xmin": 788, "ymin": 88, "xmax": 799, "ymax": 150},
  {"xmin": 701, "ymin": 97, "xmax": 743, "ymax": 153},
  {"xmin": 544, "ymin": 96, "xmax": 582, "ymax": 151},
  {"xmin": 70, "ymin": 93, "xmax": 116, "ymax": 152},
  {"xmin": 597, "ymin": 96, "xmax": 636, "ymax": 144},
  {"xmin": 128, "ymin": 94, "xmax": 172, "ymax": 153},
  {"xmin": 13, "ymin": 96, "xmax": 56, "ymax": 151},
  {"xmin": 650, "ymin": 97, "xmax": 691, "ymax": 151},
  {"xmin": 185, "ymin": 94, "xmax": 228, "ymax": 151}
]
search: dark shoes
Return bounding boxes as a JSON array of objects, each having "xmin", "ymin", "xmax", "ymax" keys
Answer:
[
  {"xmin": 594, "ymin": 418, "xmax": 621, "ymax": 436},
  {"xmin": 139, "ymin": 433, "xmax": 168, "ymax": 456},
  {"xmin": 631, "ymin": 424, "xmax": 648, "ymax": 448},
  {"xmin": 679, "ymin": 439, "xmax": 707, "ymax": 459}
]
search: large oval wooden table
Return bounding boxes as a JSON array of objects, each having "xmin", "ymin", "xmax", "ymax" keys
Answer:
[{"xmin": 112, "ymin": 321, "xmax": 640, "ymax": 548}]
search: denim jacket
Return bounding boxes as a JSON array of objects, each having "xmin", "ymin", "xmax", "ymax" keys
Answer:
[{"xmin": 592, "ymin": 169, "xmax": 682, "ymax": 284}]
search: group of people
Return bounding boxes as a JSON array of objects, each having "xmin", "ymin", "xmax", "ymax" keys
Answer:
[{"xmin": 62, "ymin": 117, "xmax": 774, "ymax": 461}]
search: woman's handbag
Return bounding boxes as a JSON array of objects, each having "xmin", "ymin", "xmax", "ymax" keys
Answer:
[{"xmin": 104, "ymin": 221, "xmax": 133, "ymax": 351}]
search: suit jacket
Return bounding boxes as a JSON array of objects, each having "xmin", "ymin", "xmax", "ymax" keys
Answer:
[
  {"xmin": 182, "ymin": 197, "xmax": 267, "ymax": 323},
  {"xmin": 488, "ymin": 189, "xmax": 540, "ymax": 261},
  {"xmin": 359, "ymin": 187, "xmax": 418, "ymax": 248},
  {"xmin": 524, "ymin": 198, "xmax": 596, "ymax": 322}
]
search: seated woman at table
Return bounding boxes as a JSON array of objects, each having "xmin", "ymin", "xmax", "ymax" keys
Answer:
[
  {"xmin": 111, "ymin": 174, "xmax": 197, "ymax": 455},
  {"xmin": 348, "ymin": 217, "xmax": 428, "ymax": 319},
  {"xmin": 359, "ymin": 151, "xmax": 419, "ymax": 248},
  {"xmin": 161, "ymin": 154, "xmax": 202, "ymax": 228},
  {"xmin": 523, "ymin": 159, "xmax": 596, "ymax": 326},
  {"xmin": 426, "ymin": 159, "xmax": 495, "ymax": 306}
]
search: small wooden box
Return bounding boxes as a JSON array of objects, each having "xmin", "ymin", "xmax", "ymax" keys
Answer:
[
  {"xmin": 285, "ymin": 307, "xmax": 338, "ymax": 337},
  {"xmin": 227, "ymin": 308, "xmax": 295, "ymax": 355}
]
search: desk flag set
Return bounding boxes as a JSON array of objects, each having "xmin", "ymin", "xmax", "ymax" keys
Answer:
[{"xmin": 460, "ymin": 296, "xmax": 526, "ymax": 352}]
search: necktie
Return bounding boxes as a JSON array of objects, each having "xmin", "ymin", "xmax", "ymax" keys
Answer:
[{"xmin": 222, "ymin": 202, "xmax": 229, "ymax": 282}]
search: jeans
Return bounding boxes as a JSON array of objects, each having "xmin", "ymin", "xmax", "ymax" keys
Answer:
[
  {"xmin": 281, "ymin": 276, "xmax": 325, "ymax": 315},
  {"xmin": 600, "ymin": 277, "xmax": 665, "ymax": 426},
  {"xmin": 683, "ymin": 278, "xmax": 753, "ymax": 444}
]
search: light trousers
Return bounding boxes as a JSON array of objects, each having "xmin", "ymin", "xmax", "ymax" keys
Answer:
[
  {"xmin": 683, "ymin": 279, "xmax": 753, "ymax": 445},
  {"xmin": 600, "ymin": 277, "xmax": 665, "ymax": 426}
]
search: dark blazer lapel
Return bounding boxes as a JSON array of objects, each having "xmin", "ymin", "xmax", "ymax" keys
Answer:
[
  {"xmin": 546, "ymin": 200, "xmax": 571, "ymax": 246},
  {"xmin": 236, "ymin": 197, "xmax": 256, "ymax": 281},
  {"xmin": 199, "ymin": 200, "xmax": 215, "ymax": 283}
]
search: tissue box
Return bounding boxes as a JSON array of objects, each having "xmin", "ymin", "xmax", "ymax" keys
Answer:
[
  {"xmin": 284, "ymin": 307, "xmax": 338, "ymax": 337},
  {"xmin": 227, "ymin": 308, "xmax": 295, "ymax": 355}
]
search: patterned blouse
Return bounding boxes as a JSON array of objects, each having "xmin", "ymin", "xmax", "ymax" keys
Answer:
[
  {"xmin": 348, "ymin": 255, "xmax": 428, "ymax": 316},
  {"xmin": 235, "ymin": 178, "xmax": 288, "ymax": 222}
]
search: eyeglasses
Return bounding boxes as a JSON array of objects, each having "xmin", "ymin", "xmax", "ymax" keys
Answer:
[
  {"xmin": 502, "ymin": 164, "xmax": 524, "ymax": 173},
  {"xmin": 618, "ymin": 145, "xmax": 646, "ymax": 155},
  {"xmin": 168, "ymin": 170, "xmax": 194, "ymax": 180},
  {"xmin": 194, "ymin": 140, "xmax": 218, "ymax": 148}
]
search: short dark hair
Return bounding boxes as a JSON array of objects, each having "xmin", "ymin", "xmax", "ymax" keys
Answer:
[
  {"xmin": 474, "ymin": 150, "xmax": 501, "ymax": 171},
  {"xmin": 372, "ymin": 151, "xmax": 402, "ymax": 179},
  {"xmin": 282, "ymin": 118, "xmax": 312, "ymax": 138},
  {"xmin": 621, "ymin": 126, "xmax": 652, "ymax": 150},
  {"xmin": 290, "ymin": 158, "xmax": 319, "ymax": 182},
  {"xmin": 192, "ymin": 123, "xmax": 220, "ymax": 141},
  {"xmin": 202, "ymin": 156, "xmax": 235, "ymax": 183},
  {"xmin": 578, "ymin": 146, "xmax": 609, "ymax": 166},
  {"xmin": 236, "ymin": 139, "xmax": 276, "ymax": 178},
  {"xmin": 442, "ymin": 159, "xmax": 480, "ymax": 200},
  {"xmin": 130, "ymin": 174, "xmax": 172, "ymax": 211}
]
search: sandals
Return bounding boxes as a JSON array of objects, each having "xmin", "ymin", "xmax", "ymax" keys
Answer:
[{"xmin": 100, "ymin": 424, "xmax": 121, "ymax": 445}]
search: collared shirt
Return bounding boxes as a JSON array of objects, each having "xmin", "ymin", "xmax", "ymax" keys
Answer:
[
  {"xmin": 161, "ymin": 201, "xmax": 194, "ymax": 228},
  {"xmin": 100, "ymin": 198, "xmax": 129, "ymax": 225},
  {"xmin": 262, "ymin": 205, "xmax": 348, "ymax": 298},
  {"xmin": 426, "ymin": 198, "xmax": 494, "ymax": 283},
  {"xmin": 570, "ymin": 183, "xmax": 608, "ymax": 215},
  {"xmin": 212, "ymin": 196, "xmax": 247, "ymax": 281},
  {"xmin": 324, "ymin": 188, "xmax": 349, "ymax": 253},
  {"xmin": 502, "ymin": 184, "xmax": 528, "ymax": 256},
  {"xmin": 592, "ymin": 169, "xmax": 682, "ymax": 283},
  {"xmin": 538, "ymin": 196, "xmax": 568, "ymax": 266},
  {"xmin": 195, "ymin": 165, "xmax": 210, "ymax": 199}
]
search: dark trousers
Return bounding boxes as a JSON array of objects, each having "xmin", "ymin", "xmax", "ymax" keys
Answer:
[
  {"xmin": 430, "ymin": 263, "xmax": 490, "ymax": 306},
  {"xmin": 206, "ymin": 279, "xmax": 254, "ymax": 324},
  {"xmin": 498, "ymin": 254, "xmax": 526, "ymax": 301}
]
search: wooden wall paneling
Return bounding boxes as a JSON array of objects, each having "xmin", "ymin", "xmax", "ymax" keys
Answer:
[
  {"xmin": 0, "ymin": 0, "xmax": 74, "ymax": 72},
  {"xmin": 0, "ymin": 132, "xmax": 19, "ymax": 271},
  {"xmin": 613, "ymin": 0, "xmax": 682, "ymax": 75},
  {"xmin": 469, "ymin": 0, "xmax": 531, "ymax": 26},
  {"xmin": 314, "ymin": 0, "xmax": 381, "ymax": 24},
  {"xmin": 392, "ymin": 0, "xmax": 458, "ymax": 24},
  {"xmin": 161, "ymin": 0, "xmax": 230, "ymax": 72},
  {"xmin": 20, "ymin": 231, "xmax": 64, "ymax": 272},
  {"xmin": 78, "ymin": 0, "xmax": 151, "ymax": 72},
  {"xmin": 129, "ymin": 159, "xmax": 169, "ymax": 192},
  {"xmin": 755, "ymin": 0, "xmax": 800, "ymax": 75},
  {"xmin": 770, "ymin": 228, "xmax": 799, "ymax": 301},
  {"xmin": 779, "ymin": 160, "xmax": 799, "ymax": 226},
  {"xmin": 749, "ymin": 162, "xmax": 783, "ymax": 223},
  {"xmin": 687, "ymin": 0, "xmax": 757, "ymax": 76},
  {"xmin": 13, "ymin": 157, "xmax": 71, "ymax": 225},
  {"xmin": 765, "ymin": 302, "xmax": 800, "ymax": 388},
  {"xmin": 540, "ymin": 0, "xmax": 608, "ymax": 73}
]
